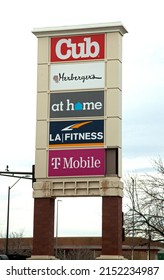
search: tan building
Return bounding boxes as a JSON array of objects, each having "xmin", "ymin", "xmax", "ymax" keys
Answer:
[{"xmin": 0, "ymin": 237, "xmax": 163, "ymax": 260}]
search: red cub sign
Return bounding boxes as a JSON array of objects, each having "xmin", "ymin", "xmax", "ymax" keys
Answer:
[{"xmin": 51, "ymin": 34, "xmax": 105, "ymax": 62}]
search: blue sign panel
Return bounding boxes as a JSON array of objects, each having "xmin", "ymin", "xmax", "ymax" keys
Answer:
[{"xmin": 49, "ymin": 120, "xmax": 104, "ymax": 148}]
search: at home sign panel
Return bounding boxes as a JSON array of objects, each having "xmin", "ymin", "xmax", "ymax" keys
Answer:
[{"xmin": 50, "ymin": 90, "xmax": 104, "ymax": 118}]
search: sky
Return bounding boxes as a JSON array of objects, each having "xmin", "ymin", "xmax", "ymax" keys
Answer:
[{"xmin": 0, "ymin": 0, "xmax": 164, "ymax": 237}]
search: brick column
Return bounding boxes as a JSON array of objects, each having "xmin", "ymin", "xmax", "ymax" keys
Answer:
[
  {"xmin": 32, "ymin": 198, "xmax": 54, "ymax": 256},
  {"xmin": 102, "ymin": 196, "xmax": 122, "ymax": 256}
]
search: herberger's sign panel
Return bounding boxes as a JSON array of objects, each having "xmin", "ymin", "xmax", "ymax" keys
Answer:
[
  {"xmin": 48, "ymin": 148, "xmax": 105, "ymax": 177},
  {"xmin": 50, "ymin": 61, "xmax": 105, "ymax": 91},
  {"xmin": 50, "ymin": 90, "xmax": 104, "ymax": 118},
  {"xmin": 49, "ymin": 120, "xmax": 104, "ymax": 148},
  {"xmin": 51, "ymin": 34, "xmax": 105, "ymax": 62}
]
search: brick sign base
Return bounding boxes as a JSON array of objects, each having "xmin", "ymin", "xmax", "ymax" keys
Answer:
[{"xmin": 31, "ymin": 196, "xmax": 123, "ymax": 259}]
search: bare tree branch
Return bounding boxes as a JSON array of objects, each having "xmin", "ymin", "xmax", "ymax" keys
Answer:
[{"xmin": 124, "ymin": 158, "xmax": 164, "ymax": 242}]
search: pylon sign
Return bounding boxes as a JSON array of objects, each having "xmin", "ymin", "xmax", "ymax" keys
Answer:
[
  {"xmin": 32, "ymin": 23, "xmax": 127, "ymax": 261},
  {"xmin": 33, "ymin": 22, "xmax": 127, "ymax": 197}
]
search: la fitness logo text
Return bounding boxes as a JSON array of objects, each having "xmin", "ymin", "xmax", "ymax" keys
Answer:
[{"xmin": 51, "ymin": 34, "xmax": 104, "ymax": 62}]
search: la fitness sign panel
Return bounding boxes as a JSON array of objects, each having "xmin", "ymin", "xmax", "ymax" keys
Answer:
[
  {"xmin": 49, "ymin": 120, "xmax": 104, "ymax": 148},
  {"xmin": 51, "ymin": 34, "xmax": 105, "ymax": 62},
  {"xmin": 50, "ymin": 61, "xmax": 105, "ymax": 91},
  {"xmin": 48, "ymin": 148, "xmax": 105, "ymax": 177}
]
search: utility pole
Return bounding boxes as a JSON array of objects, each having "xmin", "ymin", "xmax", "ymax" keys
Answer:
[
  {"xmin": 55, "ymin": 199, "xmax": 62, "ymax": 258},
  {"xmin": 5, "ymin": 176, "xmax": 29, "ymax": 255},
  {"xmin": 0, "ymin": 165, "xmax": 35, "ymax": 255}
]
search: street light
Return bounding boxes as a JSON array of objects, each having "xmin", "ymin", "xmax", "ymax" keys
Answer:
[
  {"xmin": 55, "ymin": 199, "xmax": 62, "ymax": 258},
  {"xmin": 5, "ymin": 175, "xmax": 29, "ymax": 255},
  {"xmin": 131, "ymin": 177, "xmax": 135, "ymax": 260}
]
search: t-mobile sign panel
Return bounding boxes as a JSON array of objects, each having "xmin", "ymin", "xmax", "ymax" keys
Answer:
[
  {"xmin": 50, "ymin": 61, "xmax": 105, "ymax": 91},
  {"xmin": 48, "ymin": 148, "xmax": 105, "ymax": 177},
  {"xmin": 51, "ymin": 34, "xmax": 105, "ymax": 62}
]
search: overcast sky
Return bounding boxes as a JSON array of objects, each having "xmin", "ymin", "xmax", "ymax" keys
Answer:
[{"xmin": 0, "ymin": 0, "xmax": 164, "ymax": 237}]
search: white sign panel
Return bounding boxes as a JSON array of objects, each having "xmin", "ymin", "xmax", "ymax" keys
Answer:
[{"xmin": 50, "ymin": 61, "xmax": 105, "ymax": 91}]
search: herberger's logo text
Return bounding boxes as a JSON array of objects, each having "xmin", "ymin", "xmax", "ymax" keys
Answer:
[{"xmin": 51, "ymin": 34, "xmax": 105, "ymax": 62}]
